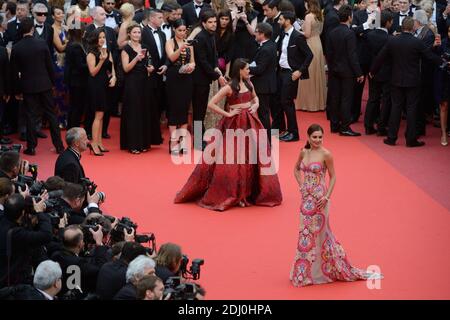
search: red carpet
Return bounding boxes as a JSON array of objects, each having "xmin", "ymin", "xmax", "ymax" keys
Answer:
[{"xmin": 13, "ymin": 110, "xmax": 450, "ymax": 299}]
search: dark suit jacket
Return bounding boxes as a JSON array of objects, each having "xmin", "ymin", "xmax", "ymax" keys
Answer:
[
  {"xmin": 33, "ymin": 23, "xmax": 54, "ymax": 52},
  {"xmin": 133, "ymin": 9, "xmax": 145, "ymax": 24},
  {"xmin": 326, "ymin": 24, "xmax": 362, "ymax": 78},
  {"xmin": 289, "ymin": 0, "xmax": 307, "ymax": 20},
  {"xmin": 390, "ymin": 11, "xmax": 413, "ymax": 34},
  {"xmin": 9, "ymin": 35, "xmax": 55, "ymax": 94},
  {"xmin": 96, "ymin": 259, "xmax": 127, "ymax": 300},
  {"xmin": 277, "ymin": 29, "xmax": 313, "ymax": 79},
  {"xmin": 141, "ymin": 25, "xmax": 168, "ymax": 86},
  {"xmin": 193, "ymin": 28, "xmax": 220, "ymax": 85},
  {"xmin": 0, "ymin": 47, "xmax": 9, "ymax": 97},
  {"xmin": 265, "ymin": 14, "xmax": 282, "ymax": 42},
  {"xmin": 12, "ymin": 285, "xmax": 49, "ymax": 300},
  {"xmin": 113, "ymin": 283, "xmax": 137, "ymax": 300},
  {"xmin": 366, "ymin": 29, "xmax": 391, "ymax": 82},
  {"xmin": 371, "ymin": 32, "xmax": 443, "ymax": 87},
  {"xmin": 0, "ymin": 32, "xmax": 8, "ymax": 47},
  {"xmin": 105, "ymin": 9, "xmax": 122, "ymax": 27},
  {"xmin": 249, "ymin": 40, "xmax": 277, "ymax": 94},
  {"xmin": 54, "ymin": 148, "xmax": 86, "ymax": 184},
  {"xmin": 181, "ymin": 2, "xmax": 212, "ymax": 28},
  {"xmin": 4, "ymin": 19, "xmax": 22, "ymax": 45},
  {"xmin": 321, "ymin": 7, "xmax": 339, "ymax": 55},
  {"xmin": 64, "ymin": 42, "xmax": 89, "ymax": 88},
  {"xmin": 351, "ymin": 9, "xmax": 373, "ymax": 69}
]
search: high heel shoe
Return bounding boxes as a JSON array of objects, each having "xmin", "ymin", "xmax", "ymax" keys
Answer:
[
  {"xmin": 441, "ymin": 136, "xmax": 448, "ymax": 146},
  {"xmin": 169, "ymin": 138, "xmax": 180, "ymax": 155},
  {"xmin": 98, "ymin": 146, "xmax": 110, "ymax": 152},
  {"xmin": 88, "ymin": 144, "xmax": 104, "ymax": 156}
]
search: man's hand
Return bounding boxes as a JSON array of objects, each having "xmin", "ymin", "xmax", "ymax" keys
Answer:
[
  {"xmin": 59, "ymin": 213, "xmax": 68, "ymax": 229},
  {"xmin": 86, "ymin": 191, "xmax": 101, "ymax": 205},
  {"xmin": 124, "ymin": 227, "xmax": 135, "ymax": 242},
  {"xmin": 146, "ymin": 65, "xmax": 155, "ymax": 74},
  {"xmin": 90, "ymin": 225, "xmax": 104, "ymax": 246},
  {"xmin": 357, "ymin": 75, "xmax": 364, "ymax": 83},
  {"xmin": 291, "ymin": 70, "xmax": 301, "ymax": 81},
  {"xmin": 15, "ymin": 94, "xmax": 23, "ymax": 101},
  {"xmin": 33, "ymin": 197, "xmax": 46, "ymax": 213},
  {"xmin": 19, "ymin": 159, "xmax": 29, "ymax": 176},
  {"xmin": 109, "ymin": 75, "xmax": 116, "ymax": 87},
  {"xmin": 157, "ymin": 65, "xmax": 168, "ymax": 75},
  {"xmin": 17, "ymin": 184, "xmax": 30, "ymax": 198}
]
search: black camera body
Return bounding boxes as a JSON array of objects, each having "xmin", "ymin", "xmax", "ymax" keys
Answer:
[
  {"xmin": 164, "ymin": 277, "xmax": 198, "ymax": 300},
  {"xmin": 180, "ymin": 255, "xmax": 204, "ymax": 280},
  {"xmin": 0, "ymin": 144, "xmax": 22, "ymax": 154}
]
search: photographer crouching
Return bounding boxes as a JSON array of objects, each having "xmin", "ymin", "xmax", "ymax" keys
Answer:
[{"xmin": 0, "ymin": 193, "xmax": 52, "ymax": 288}]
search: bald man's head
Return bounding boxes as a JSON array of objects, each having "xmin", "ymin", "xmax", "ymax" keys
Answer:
[{"xmin": 63, "ymin": 225, "xmax": 84, "ymax": 250}]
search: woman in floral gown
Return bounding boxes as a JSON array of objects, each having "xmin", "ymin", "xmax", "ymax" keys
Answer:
[{"xmin": 290, "ymin": 124, "xmax": 383, "ymax": 286}]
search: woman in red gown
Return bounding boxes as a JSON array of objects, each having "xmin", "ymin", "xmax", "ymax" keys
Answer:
[{"xmin": 174, "ymin": 59, "xmax": 282, "ymax": 211}]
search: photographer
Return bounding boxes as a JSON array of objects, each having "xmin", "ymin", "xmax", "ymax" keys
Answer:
[
  {"xmin": 0, "ymin": 151, "xmax": 28, "ymax": 181},
  {"xmin": 54, "ymin": 182, "xmax": 103, "ymax": 225},
  {"xmin": 114, "ymin": 255, "xmax": 156, "ymax": 300},
  {"xmin": 0, "ymin": 194, "xmax": 52, "ymax": 288},
  {"xmin": 54, "ymin": 127, "xmax": 88, "ymax": 184},
  {"xmin": 155, "ymin": 242, "xmax": 182, "ymax": 284},
  {"xmin": 136, "ymin": 274, "xmax": 164, "ymax": 300},
  {"xmin": 0, "ymin": 178, "xmax": 14, "ymax": 217},
  {"xmin": 96, "ymin": 241, "xmax": 148, "ymax": 300},
  {"xmin": 50, "ymin": 224, "xmax": 109, "ymax": 297}
]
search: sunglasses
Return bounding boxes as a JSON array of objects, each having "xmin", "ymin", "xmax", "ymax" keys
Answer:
[
  {"xmin": 105, "ymin": 2, "xmax": 115, "ymax": 4},
  {"xmin": 36, "ymin": 12, "xmax": 48, "ymax": 16}
]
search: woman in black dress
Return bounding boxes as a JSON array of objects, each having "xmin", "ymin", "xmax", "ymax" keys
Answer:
[
  {"xmin": 216, "ymin": 9, "xmax": 234, "ymax": 78},
  {"xmin": 86, "ymin": 28, "xmax": 116, "ymax": 156},
  {"xmin": 120, "ymin": 22, "xmax": 155, "ymax": 154},
  {"xmin": 230, "ymin": 0, "xmax": 258, "ymax": 63},
  {"xmin": 165, "ymin": 19, "xmax": 195, "ymax": 155}
]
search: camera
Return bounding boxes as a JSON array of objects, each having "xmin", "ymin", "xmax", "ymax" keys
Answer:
[
  {"xmin": 0, "ymin": 144, "xmax": 22, "ymax": 154},
  {"xmin": 179, "ymin": 255, "xmax": 204, "ymax": 280},
  {"xmin": 80, "ymin": 177, "xmax": 105, "ymax": 201},
  {"xmin": 163, "ymin": 277, "xmax": 199, "ymax": 300}
]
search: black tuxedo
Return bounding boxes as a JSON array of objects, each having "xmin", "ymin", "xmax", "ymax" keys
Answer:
[
  {"xmin": 96, "ymin": 259, "xmax": 127, "ymax": 300},
  {"xmin": 192, "ymin": 28, "xmax": 219, "ymax": 143},
  {"xmin": 326, "ymin": 24, "xmax": 362, "ymax": 132},
  {"xmin": 250, "ymin": 40, "xmax": 278, "ymax": 134},
  {"xmin": 33, "ymin": 22, "xmax": 54, "ymax": 52},
  {"xmin": 113, "ymin": 283, "xmax": 137, "ymax": 300},
  {"xmin": 64, "ymin": 42, "xmax": 89, "ymax": 128},
  {"xmin": 365, "ymin": 28, "xmax": 392, "ymax": 132},
  {"xmin": 10, "ymin": 35, "xmax": 64, "ymax": 151},
  {"xmin": 0, "ymin": 47, "xmax": 9, "ymax": 98},
  {"xmin": 133, "ymin": 9, "xmax": 145, "ymax": 24},
  {"xmin": 390, "ymin": 11, "xmax": 413, "ymax": 34},
  {"xmin": 105, "ymin": 9, "xmax": 122, "ymax": 29},
  {"xmin": 0, "ymin": 32, "xmax": 8, "ymax": 47},
  {"xmin": 4, "ymin": 19, "xmax": 22, "ymax": 45},
  {"xmin": 182, "ymin": 2, "xmax": 212, "ymax": 28},
  {"xmin": 273, "ymin": 29, "xmax": 313, "ymax": 136},
  {"xmin": 7, "ymin": 285, "xmax": 49, "ymax": 300},
  {"xmin": 265, "ymin": 13, "xmax": 282, "ymax": 42},
  {"xmin": 321, "ymin": 7, "xmax": 339, "ymax": 55},
  {"xmin": 54, "ymin": 148, "xmax": 86, "ymax": 184},
  {"xmin": 371, "ymin": 32, "xmax": 443, "ymax": 144}
]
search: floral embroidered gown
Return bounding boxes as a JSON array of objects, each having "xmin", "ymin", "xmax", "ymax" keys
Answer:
[{"xmin": 290, "ymin": 160, "xmax": 382, "ymax": 286}]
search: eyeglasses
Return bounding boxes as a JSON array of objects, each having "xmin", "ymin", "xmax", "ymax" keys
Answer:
[
  {"xmin": 105, "ymin": 2, "xmax": 115, "ymax": 4},
  {"xmin": 35, "ymin": 12, "xmax": 48, "ymax": 17}
]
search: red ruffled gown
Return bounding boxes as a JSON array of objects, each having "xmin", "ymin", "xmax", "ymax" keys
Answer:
[{"xmin": 174, "ymin": 91, "xmax": 282, "ymax": 211}]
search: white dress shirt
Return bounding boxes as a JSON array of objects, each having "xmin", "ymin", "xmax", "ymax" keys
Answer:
[
  {"xmin": 194, "ymin": 1, "xmax": 203, "ymax": 18},
  {"xmin": 34, "ymin": 19, "xmax": 44, "ymax": 36},
  {"xmin": 161, "ymin": 23, "xmax": 172, "ymax": 41},
  {"xmin": 399, "ymin": 11, "xmax": 409, "ymax": 25},
  {"xmin": 105, "ymin": 13, "xmax": 118, "ymax": 29},
  {"xmin": 279, "ymin": 26, "xmax": 294, "ymax": 70}
]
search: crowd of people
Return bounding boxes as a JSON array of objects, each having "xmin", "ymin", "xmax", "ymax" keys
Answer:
[
  {"xmin": 0, "ymin": 0, "xmax": 447, "ymax": 157},
  {"xmin": 0, "ymin": 127, "xmax": 206, "ymax": 300}
]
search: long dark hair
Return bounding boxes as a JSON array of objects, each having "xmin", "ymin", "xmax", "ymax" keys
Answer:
[
  {"xmin": 87, "ymin": 28, "xmax": 106, "ymax": 54},
  {"xmin": 304, "ymin": 124, "xmax": 324, "ymax": 149},
  {"xmin": 229, "ymin": 58, "xmax": 253, "ymax": 96},
  {"xmin": 216, "ymin": 9, "xmax": 233, "ymax": 42}
]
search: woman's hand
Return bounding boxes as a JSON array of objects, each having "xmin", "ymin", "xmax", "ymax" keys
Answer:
[
  {"xmin": 109, "ymin": 75, "xmax": 116, "ymax": 87},
  {"xmin": 249, "ymin": 102, "xmax": 259, "ymax": 114},
  {"xmin": 228, "ymin": 108, "xmax": 241, "ymax": 117},
  {"xmin": 146, "ymin": 65, "xmax": 155, "ymax": 74},
  {"xmin": 316, "ymin": 196, "xmax": 329, "ymax": 210},
  {"xmin": 99, "ymin": 48, "xmax": 108, "ymax": 61},
  {"xmin": 136, "ymin": 51, "xmax": 145, "ymax": 61}
]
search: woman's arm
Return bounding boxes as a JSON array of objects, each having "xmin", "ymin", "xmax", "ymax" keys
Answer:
[
  {"xmin": 303, "ymin": 14, "xmax": 313, "ymax": 39},
  {"xmin": 166, "ymin": 39, "xmax": 185, "ymax": 63},
  {"xmin": 207, "ymin": 85, "xmax": 239, "ymax": 117},
  {"xmin": 121, "ymin": 49, "xmax": 139, "ymax": 73},
  {"xmin": 87, "ymin": 52, "xmax": 105, "ymax": 77},
  {"xmin": 316, "ymin": 150, "xmax": 336, "ymax": 210},
  {"xmin": 109, "ymin": 52, "xmax": 116, "ymax": 87},
  {"xmin": 117, "ymin": 22, "xmax": 129, "ymax": 49},
  {"xmin": 294, "ymin": 149, "xmax": 305, "ymax": 188},
  {"xmin": 53, "ymin": 27, "xmax": 67, "ymax": 53}
]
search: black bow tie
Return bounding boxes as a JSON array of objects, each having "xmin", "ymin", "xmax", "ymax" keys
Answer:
[
  {"xmin": 284, "ymin": 32, "xmax": 289, "ymax": 36},
  {"xmin": 399, "ymin": 13, "xmax": 408, "ymax": 17},
  {"xmin": 35, "ymin": 24, "xmax": 44, "ymax": 29},
  {"xmin": 162, "ymin": 24, "xmax": 170, "ymax": 29},
  {"xmin": 195, "ymin": 5, "xmax": 203, "ymax": 9},
  {"xmin": 153, "ymin": 30, "xmax": 159, "ymax": 34},
  {"xmin": 106, "ymin": 13, "xmax": 114, "ymax": 18}
]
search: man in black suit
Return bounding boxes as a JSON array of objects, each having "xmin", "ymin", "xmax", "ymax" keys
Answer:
[
  {"xmin": 9, "ymin": 18, "xmax": 64, "ymax": 155},
  {"xmin": 192, "ymin": 10, "xmax": 227, "ymax": 149},
  {"xmin": 326, "ymin": 5, "xmax": 364, "ymax": 136},
  {"xmin": 161, "ymin": 3, "xmax": 182, "ymax": 40},
  {"xmin": 249, "ymin": 22, "xmax": 278, "ymax": 139},
  {"xmin": 262, "ymin": 0, "xmax": 282, "ymax": 42},
  {"xmin": 0, "ymin": 44, "xmax": 11, "ymax": 145},
  {"xmin": 96, "ymin": 242, "xmax": 147, "ymax": 300},
  {"xmin": 4, "ymin": 0, "xmax": 29, "ymax": 45},
  {"xmin": 365, "ymin": 10, "xmax": 393, "ymax": 136},
  {"xmin": 32, "ymin": 3, "xmax": 54, "ymax": 52},
  {"xmin": 103, "ymin": 0, "xmax": 122, "ymax": 33},
  {"xmin": 55, "ymin": 127, "xmax": 88, "ymax": 184},
  {"xmin": 0, "ymin": 194, "xmax": 52, "ymax": 288},
  {"xmin": 84, "ymin": 6, "xmax": 119, "ymax": 140},
  {"xmin": 51, "ymin": 225, "xmax": 109, "ymax": 297},
  {"xmin": 141, "ymin": 8, "xmax": 168, "ymax": 145},
  {"xmin": 182, "ymin": 0, "xmax": 212, "ymax": 29},
  {"xmin": 131, "ymin": 0, "xmax": 145, "ymax": 24},
  {"xmin": 0, "ymin": 151, "xmax": 28, "ymax": 181},
  {"xmin": 350, "ymin": 0, "xmax": 378, "ymax": 123},
  {"xmin": 413, "ymin": 9, "xmax": 437, "ymax": 137},
  {"xmin": 371, "ymin": 17, "xmax": 444, "ymax": 147},
  {"xmin": 18, "ymin": 260, "xmax": 62, "ymax": 300},
  {"xmin": 275, "ymin": 11, "xmax": 313, "ymax": 142},
  {"xmin": 390, "ymin": 0, "xmax": 413, "ymax": 33}
]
